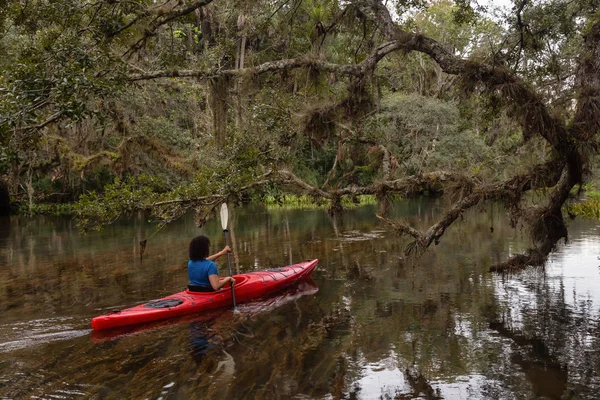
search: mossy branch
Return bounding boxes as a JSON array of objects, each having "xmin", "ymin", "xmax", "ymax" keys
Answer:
[
  {"xmin": 129, "ymin": 40, "xmax": 405, "ymax": 82},
  {"xmin": 372, "ymin": 158, "xmax": 566, "ymax": 264}
]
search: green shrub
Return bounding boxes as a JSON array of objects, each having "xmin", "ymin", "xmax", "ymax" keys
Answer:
[{"xmin": 18, "ymin": 203, "xmax": 74, "ymax": 216}]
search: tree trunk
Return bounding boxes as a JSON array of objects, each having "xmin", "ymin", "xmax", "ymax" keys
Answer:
[
  {"xmin": 380, "ymin": 145, "xmax": 391, "ymax": 180},
  {"xmin": 26, "ymin": 162, "xmax": 35, "ymax": 215},
  {"xmin": 209, "ymin": 76, "xmax": 229, "ymax": 150},
  {"xmin": 198, "ymin": 7, "xmax": 214, "ymax": 51},
  {"xmin": 233, "ymin": 12, "xmax": 248, "ymax": 132},
  {"xmin": 234, "ymin": 33, "xmax": 247, "ymax": 132}
]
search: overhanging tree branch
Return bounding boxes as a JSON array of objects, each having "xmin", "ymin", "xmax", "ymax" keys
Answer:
[
  {"xmin": 130, "ymin": 58, "xmax": 361, "ymax": 81},
  {"xmin": 490, "ymin": 19, "xmax": 600, "ymax": 272},
  {"xmin": 278, "ymin": 168, "xmax": 469, "ymax": 201},
  {"xmin": 348, "ymin": 0, "xmax": 593, "ymax": 271},
  {"xmin": 355, "ymin": 0, "xmax": 577, "ymax": 159},
  {"xmin": 374, "ymin": 158, "xmax": 565, "ymax": 247},
  {"xmin": 150, "ymin": 174, "xmax": 274, "ymax": 208},
  {"xmin": 129, "ymin": 40, "xmax": 404, "ymax": 81}
]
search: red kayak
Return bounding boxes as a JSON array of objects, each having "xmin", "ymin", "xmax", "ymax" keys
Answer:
[
  {"xmin": 91, "ymin": 259, "xmax": 318, "ymax": 330},
  {"xmin": 91, "ymin": 279, "xmax": 319, "ymax": 342}
]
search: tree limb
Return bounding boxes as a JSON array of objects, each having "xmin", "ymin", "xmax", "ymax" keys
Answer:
[
  {"xmin": 376, "ymin": 214, "xmax": 423, "ymax": 241},
  {"xmin": 375, "ymin": 158, "xmax": 565, "ymax": 257},
  {"xmin": 355, "ymin": 0, "xmax": 574, "ymax": 158},
  {"xmin": 123, "ymin": 0, "xmax": 216, "ymax": 57},
  {"xmin": 278, "ymin": 169, "xmax": 333, "ymax": 199},
  {"xmin": 129, "ymin": 40, "xmax": 404, "ymax": 81},
  {"xmin": 17, "ymin": 112, "xmax": 64, "ymax": 132},
  {"xmin": 512, "ymin": 0, "xmax": 529, "ymax": 70},
  {"xmin": 491, "ymin": 19, "xmax": 600, "ymax": 272},
  {"xmin": 130, "ymin": 58, "xmax": 360, "ymax": 81}
]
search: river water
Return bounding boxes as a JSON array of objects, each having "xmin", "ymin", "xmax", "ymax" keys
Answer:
[{"xmin": 0, "ymin": 200, "xmax": 599, "ymax": 399}]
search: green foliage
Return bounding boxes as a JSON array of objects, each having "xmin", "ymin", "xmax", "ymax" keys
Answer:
[
  {"xmin": 18, "ymin": 202, "xmax": 74, "ymax": 216},
  {"xmin": 567, "ymin": 199, "xmax": 600, "ymax": 220},
  {"xmin": 262, "ymin": 194, "xmax": 377, "ymax": 210},
  {"xmin": 2, "ymin": 0, "xmax": 597, "ymax": 235},
  {"xmin": 1, "ymin": 21, "xmax": 123, "ymax": 127},
  {"xmin": 566, "ymin": 186, "xmax": 600, "ymax": 220},
  {"xmin": 84, "ymin": 166, "xmax": 117, "ymax": 193},
  {"xmin": 74, "ymin": 174, "xmax": 166, "ymax": 231},
  {"xmin": 138, "ymin": 116, "xmax": 194, "ymax": 150},
  {"xmin": 584, "ymin": 190, "xmax": 600, "ymax": 200},
  {"xmin": 73, "ymin": 128, "xmax": 282, "ymax": 230},
  {"xmin": 363, "ymin": 93, "xmax": 472, "ymax": 174}
]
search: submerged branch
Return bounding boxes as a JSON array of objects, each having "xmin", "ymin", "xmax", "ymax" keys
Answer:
[
  {"xmin": 376, "ymin": 214, "xmax": 423, "ymax": 242},
  {"xmin": 374, "ymin": 158, "xmax": 565, "ymax": 259},
  {"xmin": 490, "ymin": 167, "xmax": 572, "ymax": 272}
]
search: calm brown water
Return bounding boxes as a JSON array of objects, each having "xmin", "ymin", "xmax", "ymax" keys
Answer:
[{"xmin": 0, "ymin": 200, "xmax": 599, "ymax": 399}]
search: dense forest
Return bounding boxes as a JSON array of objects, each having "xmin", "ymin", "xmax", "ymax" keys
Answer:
[{"xmin": 1, "ymin": 0, "xmax": 599, "ymax": 271}]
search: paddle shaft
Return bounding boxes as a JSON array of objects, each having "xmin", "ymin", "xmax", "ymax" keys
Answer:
[{"xmin": 223, "ymin": 228, "xmax": 237, "ymax": 308}]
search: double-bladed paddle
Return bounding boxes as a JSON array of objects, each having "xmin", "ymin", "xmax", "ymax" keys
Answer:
[{"xmin": 220, "ymin": 203, "xmax": 237, "ymax": 309}]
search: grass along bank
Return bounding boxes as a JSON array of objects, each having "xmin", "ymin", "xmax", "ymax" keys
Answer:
[
  {"xmin": 567, "ymin": 190, "xmax": 600, "ymax": 220},
  {"xmin": 262, "ymin": 194, "xmax": 378, "ymax": 210},
  {"xmin": 15, "ymin": 194, "xmax": 379, "ymax": 217},
  {"xmin": 16, "ymin": 191, "xmax": 600, "ymax": 219}
]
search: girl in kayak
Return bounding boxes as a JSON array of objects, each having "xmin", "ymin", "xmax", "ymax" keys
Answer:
[{"xmin": 188, "ymin": 235, "xmax": 236, "ymax": 292}]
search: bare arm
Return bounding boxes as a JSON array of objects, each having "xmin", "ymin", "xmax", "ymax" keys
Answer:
[
  {"xmin": 206, "ymin": 245, "xmax": 231, "ymax": 261},
  {"xmin": 208, "ymin": 274, "xmax": 236, "ymax": 291}
]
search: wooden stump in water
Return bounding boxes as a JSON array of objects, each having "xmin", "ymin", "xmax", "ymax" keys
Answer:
[{"xmin": 140, "ymin": 239, "xmax": 147, "ymax": 261}]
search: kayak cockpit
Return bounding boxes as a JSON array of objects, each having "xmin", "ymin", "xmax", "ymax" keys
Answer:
[{"xmin": 185, "ymin": 274, "xmax": 250, "ymax": 295}]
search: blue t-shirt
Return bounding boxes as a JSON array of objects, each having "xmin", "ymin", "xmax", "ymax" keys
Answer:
[{"xmin": 188, "ymin": 259, "xmax": 218, "ymax": 287}]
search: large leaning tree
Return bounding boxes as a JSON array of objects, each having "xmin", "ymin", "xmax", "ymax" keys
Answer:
[{"xmin": 1, "ymin": 0, "xmax": 599, "ymax": 271}]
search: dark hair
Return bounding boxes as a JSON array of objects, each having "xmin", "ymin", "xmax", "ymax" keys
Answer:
[{"xmin": 189, "ymin": 235, "xmax": 210, "ymax": 260}]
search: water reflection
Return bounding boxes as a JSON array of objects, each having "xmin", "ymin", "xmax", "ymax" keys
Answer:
[
  {"xmin": 188, "ymin": 321, "xmax": 219, "ymax": 363},
  {"xmin": 0, "ymin": 201, "xmax": 599, "ymax": 398}
]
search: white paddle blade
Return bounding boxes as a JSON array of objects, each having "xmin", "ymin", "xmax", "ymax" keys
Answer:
[{"xmin": 220, "ymin": 203, "xmax": 229, "ymax": 230}]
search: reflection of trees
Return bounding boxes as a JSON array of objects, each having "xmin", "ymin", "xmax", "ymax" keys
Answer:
[
  {"xmin": 488, "ymin": 320, "xmax": 568, "ymax": 399},
  {"xmin": 227, "ymin": 205, "xmax": 241, "ymax": 273},
  {"xmin": 486, "ymin": 267, "xmax": 600, "ymax": 400},
  {"xmin": 2, "ymin": 203, "xmax": 600, "ymax": 398},
  {"xmin": 399, "ymin": 369, "xmax": 442, "ymax": 399},
  {"xmin": 0, "ymin": 201, "xmax": 529, "ymax": 398},
  {"xmin": 201, "ymin": 203, "xmax": 512, "ymax": 398}
]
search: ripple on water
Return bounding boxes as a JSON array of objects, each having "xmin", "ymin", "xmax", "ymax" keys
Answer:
[
  {"xmin": 335, "ymin": 230, "xmax": 386, "ymax": 243},
  {"xmin": 28, "ymin": 383, "xmax": 92, "ymax": 399},
  {"xmin": 0, "ymin": 317, "xmax": 90, "ymax": 353}
]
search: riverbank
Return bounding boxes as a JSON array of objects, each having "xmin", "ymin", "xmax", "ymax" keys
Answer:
[
  {"xmin": 13, "ymin": 194, "xmax": 380, "ymax": 217},
  {"xmin": 15, "ymin": 188, "xmax": 600, "ymax": 220},
  {"xmin": 567, "ymin": 190, "xmax": 600, "ymax": 219}
]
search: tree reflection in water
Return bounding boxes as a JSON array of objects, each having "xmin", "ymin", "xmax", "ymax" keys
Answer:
[{"xmin": 0, "ymin": 202, "xmax": 599, "ymax": 398}]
